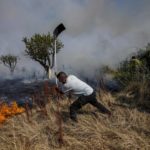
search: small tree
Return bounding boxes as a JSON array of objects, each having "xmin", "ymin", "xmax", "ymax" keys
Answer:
[
  {"xmin": 0, "ymin": 54, "xmax": 18, "ymax": 74},
  {"xmin": 23, "ymin": 33, "xmax": 63, "ymax": 78}
]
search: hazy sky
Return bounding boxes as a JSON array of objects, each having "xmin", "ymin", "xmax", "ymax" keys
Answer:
[{"xmin": 0, "ymin": 0, "xmax": 150, "ymax": 76}]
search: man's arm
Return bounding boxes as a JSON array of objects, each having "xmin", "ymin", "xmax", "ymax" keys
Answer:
[{"xmin": 55, "ymin": 87, "xmax": 72, "ymax": 94}]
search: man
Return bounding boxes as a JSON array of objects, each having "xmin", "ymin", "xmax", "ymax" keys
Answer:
[
  {"xmin": 129, "ymin": 56, "xmax": 142, "ymax": 80},
  {"xmin": 56, "ymin": 72, "xmax": 111, "ymax": 122},
  {"xmin": 130, "ymin": 56, "xmax": 142, "ymax": 71}
]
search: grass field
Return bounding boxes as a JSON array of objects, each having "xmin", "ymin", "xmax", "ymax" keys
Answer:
[{"xmin": 0, "ymin": 90, "xmax": 150, "ymax": 150}]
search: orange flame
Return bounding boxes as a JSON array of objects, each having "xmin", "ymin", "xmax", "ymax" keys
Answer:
[{"xmin": 0, "ymin": 102, "xmax": 25, "ymax": 123}]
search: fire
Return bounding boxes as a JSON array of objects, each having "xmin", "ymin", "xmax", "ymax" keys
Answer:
[{"xmin": 0, "ymin": 101, "xmax": 25, "ymax": 123}]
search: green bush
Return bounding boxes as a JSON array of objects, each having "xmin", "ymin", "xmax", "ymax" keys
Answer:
[{"xmin": 114, "ymin": 43, "xmax": 150, "ymax": 86}]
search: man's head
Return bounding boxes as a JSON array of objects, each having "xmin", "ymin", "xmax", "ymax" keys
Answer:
[
  {"xmin": 131, "ymin": 56, "xmax": 136, "ymax": 59},
  {"xmin": 56, "ymin": 72, "xmax": 68, "ymax": 84}
]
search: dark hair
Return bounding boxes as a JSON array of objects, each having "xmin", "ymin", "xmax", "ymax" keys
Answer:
[
  {"xmin": 131, "ymin": 56, "xmax": 136, "ymax": 59},
  {"xmin": 56, "ymin": 72, "xmax": 67, "ymax": 78}
]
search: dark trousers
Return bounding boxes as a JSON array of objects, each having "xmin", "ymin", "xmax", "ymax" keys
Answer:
[{"xmin": 70, "ymin": 92, "xmax": 111, "ymax": 120}]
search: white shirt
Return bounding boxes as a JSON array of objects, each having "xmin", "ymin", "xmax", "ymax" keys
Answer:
[{"xmin": 63, "ymin": 75, "xmax": 93, "ymax": 96}]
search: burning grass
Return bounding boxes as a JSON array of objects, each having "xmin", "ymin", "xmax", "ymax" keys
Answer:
[{"xmin": 0, "ymin": 102, "xmax": 25, "ymax": 123}]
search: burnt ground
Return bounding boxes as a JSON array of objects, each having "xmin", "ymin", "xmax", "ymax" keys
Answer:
[{"xmin": 0, "ymin": 78, "xmax": 55, "ymax": 99}]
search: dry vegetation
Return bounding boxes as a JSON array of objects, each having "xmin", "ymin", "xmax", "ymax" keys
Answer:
[{"xmin": 0, "ymin": 88, "xmax": 150, "ymax": 150}]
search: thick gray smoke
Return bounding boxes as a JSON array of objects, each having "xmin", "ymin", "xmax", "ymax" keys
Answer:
[{"xmin": 0, "ymin": 0, "xmax": 150, "ymax": 78}]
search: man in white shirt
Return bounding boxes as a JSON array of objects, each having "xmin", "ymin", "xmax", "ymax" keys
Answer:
[{"xmin": 56, "ymin": 72, "xmax": 111, "ymax": 122}]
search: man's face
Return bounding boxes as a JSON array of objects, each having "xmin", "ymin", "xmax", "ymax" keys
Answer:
[{"xmin": 58, "ymin": 74, "xmax": 67, "ymax": 84}]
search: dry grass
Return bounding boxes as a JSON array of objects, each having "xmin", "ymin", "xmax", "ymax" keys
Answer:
[
  {"xmin": 116, "ymin": 81, "xmax": 150, "ymax": 111},
  {"xmin": 0, "ymin": 91, "xmax": 150, "ymax": 150}
]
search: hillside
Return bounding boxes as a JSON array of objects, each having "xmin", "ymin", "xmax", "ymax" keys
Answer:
[{"xmin": 0, "ymin": 91, "xmax": 149, "ymax": 150}]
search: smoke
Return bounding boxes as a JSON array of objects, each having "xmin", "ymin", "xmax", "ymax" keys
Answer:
[{"xmin": 0, "ymin": 0, "xmax": 150, "ymax": 77}]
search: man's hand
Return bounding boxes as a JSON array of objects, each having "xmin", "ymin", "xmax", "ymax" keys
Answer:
[
  {"xmin": 55, "ymin": 87, "xmax": 64, "ymax": 95},
  {"xmin": 55, "ymin": 86, "xmax": 59, "ymax": 92}
]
